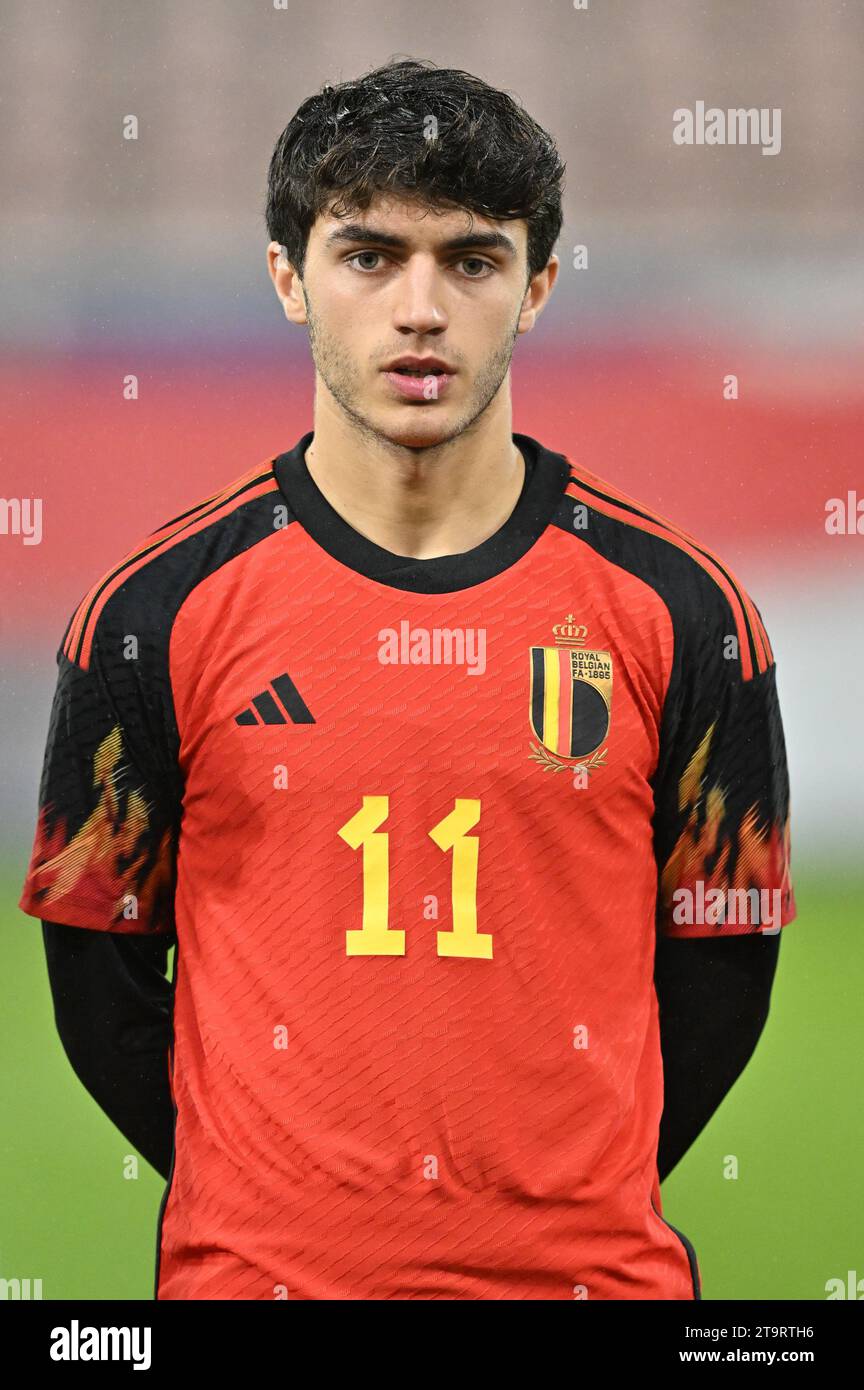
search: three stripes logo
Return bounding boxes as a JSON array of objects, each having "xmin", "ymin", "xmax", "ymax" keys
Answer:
[{"xmin": 235, "ymin": 672, "xmax": 315, "ymax": 726}]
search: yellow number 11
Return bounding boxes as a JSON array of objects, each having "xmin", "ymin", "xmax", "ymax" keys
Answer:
[{"xmin": 336, "ymin": 796, "xmax": 491, "ymax": 959}]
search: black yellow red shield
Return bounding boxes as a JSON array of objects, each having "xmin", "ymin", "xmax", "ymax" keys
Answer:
[{"xmin": 529, "ymin": 647, "xmax": 613, "ymax": 760}]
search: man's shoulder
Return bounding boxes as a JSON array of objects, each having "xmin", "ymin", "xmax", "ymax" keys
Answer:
[
  {"xmin": 552, "ymin": 448, "xmax": 774, "ymax": 681},
  {"xmin": 59, "ymin": 453, "xmax": 283, "ymax": 672}
]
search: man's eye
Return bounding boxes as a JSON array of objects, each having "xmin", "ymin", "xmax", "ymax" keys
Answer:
[
  {"xmin": 459, "ymin": 258, "xmax": 494, "ymax": 278},
  {"xmin": 346, "ymin": 251, "xmax": 384, "ymax": 272}
]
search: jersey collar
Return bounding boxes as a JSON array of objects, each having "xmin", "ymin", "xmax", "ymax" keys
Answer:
[{"xmin": 272, "ymin": 430, "xmax": 570, "ymax": 594}]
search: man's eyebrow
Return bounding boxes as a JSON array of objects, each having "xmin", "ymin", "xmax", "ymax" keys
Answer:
[{"xmin": 324, "ymin": 223, "xmax": 518, "ymax": 258}]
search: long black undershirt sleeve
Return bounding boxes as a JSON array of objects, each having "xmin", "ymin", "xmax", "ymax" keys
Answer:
[
  {"xmin": 41, "ymin": 920, "xmax": 176, "ymax": 1180},
  {"xmin": 40, "ymin": 920, "xmax": 780, "ymax": 1188},
  {"xmin": 654, "ymin": 930, "xmax": 781, "ymax": 1181}
]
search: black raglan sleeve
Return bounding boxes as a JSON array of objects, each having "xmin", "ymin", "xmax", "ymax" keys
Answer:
[
  {"xmin": 20, "ymin": 601, "xmax": 183, "ymax": 1176},
  {"xmin": 19, "ymin": 616, "xmax": 182, "ymax": 934},
  {"xmin": 652, "ymin": 592, "xmax": 795, "ymax": 938},
  {"xmin": 651, "ymin": 579, "xmax": 795, "ymax": 1176}
]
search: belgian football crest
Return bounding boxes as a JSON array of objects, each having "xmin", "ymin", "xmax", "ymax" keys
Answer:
[{"xmin": 528, "ymin": 615, "xmax": 612, "ymax": 775}]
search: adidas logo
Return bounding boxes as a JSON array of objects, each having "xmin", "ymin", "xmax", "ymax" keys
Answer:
[{"xmin": 235, "ymin": 672, "xmax": 315, "ymax": 726}]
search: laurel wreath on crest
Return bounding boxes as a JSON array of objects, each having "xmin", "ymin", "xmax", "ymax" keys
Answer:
[{"xmin": 528, "ymin": 742, "xmax": 608, "ymax": 775}]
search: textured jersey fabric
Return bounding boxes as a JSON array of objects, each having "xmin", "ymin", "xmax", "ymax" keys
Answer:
[
  {"xmin": 39, "ymin": 916, "xmax": 781, "ymax": 1190},
  {"xmin": 19, "ymin": 430, "xmax": 796, "ymax": 1300}
]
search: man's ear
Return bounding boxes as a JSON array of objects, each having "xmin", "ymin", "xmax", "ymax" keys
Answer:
[
  {"xmin": 267, "ymin": 240, "xmax": 308, "ymax": 325},
  {"xmin": 517, "ymin": 253, "xmax": 559, "ymax": 336}
]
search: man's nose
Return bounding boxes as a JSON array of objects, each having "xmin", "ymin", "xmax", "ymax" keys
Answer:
[{"xmin": 392, "ymin": 258, "xmax": 449, "ymax": 335}]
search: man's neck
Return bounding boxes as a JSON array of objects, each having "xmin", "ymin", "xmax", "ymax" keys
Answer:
[{"xmin": 303, "ymin": 394, "xmax": 526, "ymax": 560}]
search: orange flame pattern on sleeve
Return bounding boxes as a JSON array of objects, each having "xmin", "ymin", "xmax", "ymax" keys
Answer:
[
  {"xmin": 23, "ymin": 724, "xmax": 176, "ymax": 931},
  {"xmin": 661, "ymin": 721, "xmax": 794, "ymax": 918}
]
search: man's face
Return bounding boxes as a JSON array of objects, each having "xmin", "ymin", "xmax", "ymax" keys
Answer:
[{"xmin": 268, "ymin": 194, "xmax": 557, "ymax": 450}]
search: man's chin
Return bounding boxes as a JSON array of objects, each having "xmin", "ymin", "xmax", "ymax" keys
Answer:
[{"xmin": 372, "ymin": 408, "xmax": 461, "ymax": 451}]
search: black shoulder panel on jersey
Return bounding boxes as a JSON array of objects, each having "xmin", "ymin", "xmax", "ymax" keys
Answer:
[
  {"xmin": 21, "ymin": 483, "xmax": 299, "ymax": 934},
  {"xmin": 550, "ymin": 488, "xmax": 793, "ymax": 929},
  {"xmin": 65, "ymin": 469, "xmax": 286, "ymax": 668},
  {"xmin": 77, "ymin": 484, "xmax": 295, "ymax": 786},
  {"xmin": 552, "ymin": 473, "xmax": 763, "ymax": 678},
  {"xmin": 549, "ymin": 484, "xmax": 749, "ymax": 727}
]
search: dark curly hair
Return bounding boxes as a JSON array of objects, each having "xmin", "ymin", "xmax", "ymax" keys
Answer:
[{"xmin": 265, "ymin": 57, "xmax": 565, "ymax": 287}]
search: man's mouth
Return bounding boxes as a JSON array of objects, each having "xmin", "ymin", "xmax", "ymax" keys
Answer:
[
  {"xmin": 391, "ymin": 367, "xmax": 445, "ymax": 377},
  {"xmin": 382, "ymin": 363, "xmax": 455, "ymax": 400},
  {"xmin": 383, "ymin": 355, "xmax": 456, "ymax": 375}
]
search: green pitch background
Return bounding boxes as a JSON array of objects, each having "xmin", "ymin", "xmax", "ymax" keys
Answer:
[{"xmin": 1, "ymin": 866, "xmax": 860, "ymax": 1301}]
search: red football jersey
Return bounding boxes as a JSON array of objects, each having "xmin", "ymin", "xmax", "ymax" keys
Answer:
[{"xmin": 19, "ymin": 431, "xmax": 796, "ymax": 1299}]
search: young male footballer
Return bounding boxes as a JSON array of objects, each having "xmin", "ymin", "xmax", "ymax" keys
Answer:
[{"xmin": 22, "ymin": 58, "xmax": 795, "ymax": 1300}]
